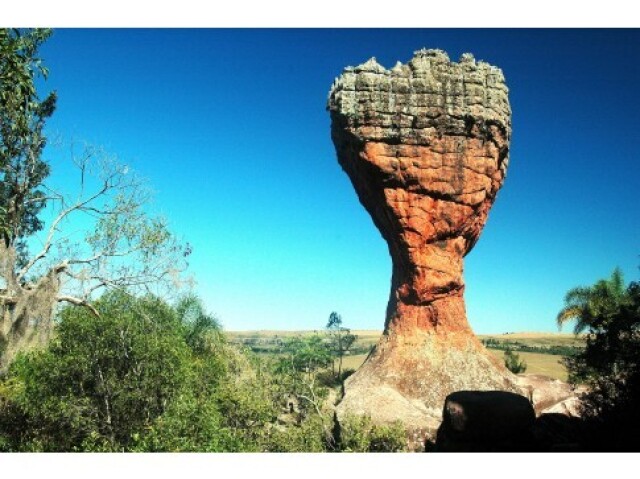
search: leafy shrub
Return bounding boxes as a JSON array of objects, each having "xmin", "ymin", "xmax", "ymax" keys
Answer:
[
  {"xmin": 504, "ymin": 348, "xmax": 527, "ymax": 374},
  {"xmin": 338, "ymin": 415, "xmax": 407, "ymax": 452},
  {"xmin": 0, "ymin": 290, "xmax": 348, "ymax": 452},
  {"xmin": 259, "ymin": 415, "xmax": 328, "ymax": 452},
  {"xmin": 0, "ymin": 290, "xmax": 192, "ymax": 451}
]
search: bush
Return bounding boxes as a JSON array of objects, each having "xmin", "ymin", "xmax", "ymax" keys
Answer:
[
  {"xmin": 259, "ymin": 415, "xmax": 329, "ymax": 452},
  {"xmin": 504, "ymin": 348, "xmax": 527, "ymax": 374},
  {"xmin": 129, "ymin": 391, "xmax": 238, "ymax": 452},
  {"xmin": 337, "ymin": 415, "xmax": 407, "ymax": 452},
  {"xmin": 0, "ymin": 291, "xmax": 193, "ymax": 451}
]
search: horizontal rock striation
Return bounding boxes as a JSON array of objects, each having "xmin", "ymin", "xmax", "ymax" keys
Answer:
[{"xmin": 328, "ymin": 49, "xmax": 519, "ymax": 435}]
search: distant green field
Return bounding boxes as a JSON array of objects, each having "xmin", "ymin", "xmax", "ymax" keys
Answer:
[
  {"xmin": 488, "ymin": 350, "xmax": 568, "ymax": 381},
  {"xmin": 227, "ymin": 330, "xmax": 579, "ymax": 382},
  {"xmin": 229, "ymin": 330, "xmax": 381, "ymax": 342},
  {"xmin": 227, "ymin": 330, "xmax": 381, "ymax": 355},
  {"xmin": 339, "ymin": 350, "xmax": 568, "ymax": 382},
  {"xmin": 339, "ymin": 353, "xmax": 370, "ymax": 371},
  {"xmin": 478, "ymin": 332, "xmax": 585, "ymax": 347},
  {"xmin": 228, "ymin": 330, "xmax": 583, "ymax": 350}
]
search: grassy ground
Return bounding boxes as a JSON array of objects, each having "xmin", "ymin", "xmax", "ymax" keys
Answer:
[
  {"xmin": 338, "ymin": 350, "xmax": 568, "ymax": 381},
  {"xmin": 339, "ymin": 353, "xmax": 370, "ymax": 371},
  {"xmin": 488, "ymin": 350, "xmax": 568, "ymax": 381}
]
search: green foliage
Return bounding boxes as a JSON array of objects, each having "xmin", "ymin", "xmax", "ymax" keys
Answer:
[
  {"xmin": 557, "ymin": 268, "xmax": 627, "ymax": 334},
  {"xmin": 277, "ymin": 335, "xmax": 332, "ymax": 376},
  {"xmin": 176, "ymin": 294, "xmax": 222, "ymax": 354},
  {"xmin": 561, "ymin": 270, "xmax": 638, "ymax": 384},
  {"xmin": 0, "ymin": 28, "xmax": 56, "ymax": 255},
  {"xmin": 130, "ymin": 390, "xmax": 235, "ymax": 452},
  {"xmin": 503, "ymin": 348, "xmax": 527, "ymax": 374},
  {"xmin": 481, "ymin": 337, "xmax": 581, "ymax": 357},
  {"xmin": 0, "ymin": 292, "xmax": 343, "ymax": 452},
  {"xmin": 560, "ymin": 271, "xmax": 640, "ymax": 450},
  {"xmin": 259, "ymin": 414, "xmax": 328, "ymax": 452},
  {"xmin": 326, "ymin": 311, "xmax": 357, "ymax": 379},
  {"xmin": 337, "ymin": 415, "xmax": 407, "ymax": 452},
  {"xmin": 0, "ymin": 290, "xmax": 191, "ymax": 451}
]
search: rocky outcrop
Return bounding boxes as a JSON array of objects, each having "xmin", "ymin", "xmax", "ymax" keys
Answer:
[
  {"xmin": 328, "ymin": 49, "xmax": 518, "ymax": 430},
  {"xmin": 516, "ymin": 374, "xmax": 586, "ymax": 415}
]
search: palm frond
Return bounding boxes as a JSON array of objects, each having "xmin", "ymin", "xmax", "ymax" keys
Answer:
[
  {"xmin": 564, "ymin": 286, "xmax": 592, "ymax": 306},
  {"xmin": 557, "ymin": 305, "xmax": 582, "ymax": 330},
  {"xmin": 610, "ymin": 267, "xmax": 625, "ymax": 296}
]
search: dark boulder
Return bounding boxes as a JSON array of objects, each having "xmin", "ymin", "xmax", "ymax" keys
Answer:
[{"xmin": 434, "ymin": 390, "xmax": 536, "ymax": 452}]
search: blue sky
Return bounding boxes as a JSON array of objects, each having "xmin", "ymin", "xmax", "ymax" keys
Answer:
[{"xmin": 37, "ymin": 29, "xmax": 639, "ymax": 333}]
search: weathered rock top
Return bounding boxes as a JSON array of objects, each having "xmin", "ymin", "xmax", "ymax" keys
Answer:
[{"xmin": 327, "ymin": 48, "xmax": 511, "ymax": 145}]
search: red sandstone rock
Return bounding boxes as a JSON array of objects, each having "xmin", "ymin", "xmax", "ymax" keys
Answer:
[{"xmin": 328, "ymin": 49, "xmax": 519, "ymax": 429}]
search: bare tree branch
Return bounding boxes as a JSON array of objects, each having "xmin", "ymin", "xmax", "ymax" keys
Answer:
[
  {"xmin": 1, "ymin": 143, "xmax": 191, "ymax": 368},
  {"xmin": 16, "ymin": 176, "xmax": 112, "ymax": 281},
  {"xmin": 56, "ymin": 294, "xmax": 100, "ymax": 317}
]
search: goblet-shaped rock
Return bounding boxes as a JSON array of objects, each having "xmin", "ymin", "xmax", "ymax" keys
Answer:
[{"xmin": 328, "ymin": 49, "xmax": 519, "ymax": 436}]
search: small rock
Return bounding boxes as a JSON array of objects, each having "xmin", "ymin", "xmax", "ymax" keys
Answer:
[{"xmin": 516, "ymin": 374, "xmax": 581, "ymax": 414}]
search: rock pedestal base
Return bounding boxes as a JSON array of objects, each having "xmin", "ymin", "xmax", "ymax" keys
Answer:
[{"xmin": 336, "ymin": 327, "xmax": 520, "ymax": 443}]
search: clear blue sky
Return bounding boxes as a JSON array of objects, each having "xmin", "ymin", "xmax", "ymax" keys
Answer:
[{"xmin": 38, "ymin": 29, "xmax": 639, "ymax": 333}]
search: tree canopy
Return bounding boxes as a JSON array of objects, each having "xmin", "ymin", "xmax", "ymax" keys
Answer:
[
  {"xmin": 326, "ymin": 311, "xmax": 356, "ymax": 379},
  {"xmin": 1, "ymin": 28, "xmax": 56, "ymax": 261},
  {"xmin": 560, "ymin": 269, "xmax": 640, "ymax": 450},
  {"xmin": 557, "ymin": 267, "xmax": 627, "ymax": 334},
  {"xmin": 0, "ymin": 29, "xmax": 190, "ymax": 369}
]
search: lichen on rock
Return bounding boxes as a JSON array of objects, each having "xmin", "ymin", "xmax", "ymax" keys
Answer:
[{"xmin": 327, "ymin": 48, "xmax": 519, "ymax": 437}]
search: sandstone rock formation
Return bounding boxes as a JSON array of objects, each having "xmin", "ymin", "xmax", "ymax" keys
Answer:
[{"xmin": 328, "ymin": 49, "xmax": 519, "ymax": 431}]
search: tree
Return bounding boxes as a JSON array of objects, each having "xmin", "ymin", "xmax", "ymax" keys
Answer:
[
  {"xmin": 273, "ymin": 335, "xmax": 333, "ymax": 443},
  {"xmin": 560, "ymin": 270, "xmax": 640, "ymax": 450},
  {"xmin": 0, "ymin": 291, "xmax": 192, "ymax": 451},
  {"xmin": 278, "ymin": 335, "xmax": 332, "ymax": 380},
  {"xmin": 0, "ymin": 29, "xmax": 191, "ymax": 370},
  {"xmin": 176, "ymin": 294, "xmax": 222, "ymax": 355},
  {"xmin": 561, "ymin": 272, "xmax": 638, "ymax": 381},
  {"xmin": 1, "ymin": 28, "xmax": 56, "ymax": 260},
  {"xmin": 557, "ymin": 267, "xmax": 627, "ymax": 334},
  {"xmin": 503, "ymin": 348, "xmax": 527, "ymax": 374},
  {"xmin": 337, "ymin": 415, "xmax": 407, "ymax": 452},
  {"xmin": 326, "ymin": 311, "xmax": 356, "ymax": 379},
  {"xmin": 0, "ymin": 293, "xmax": 408, "ymax": 452}
]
